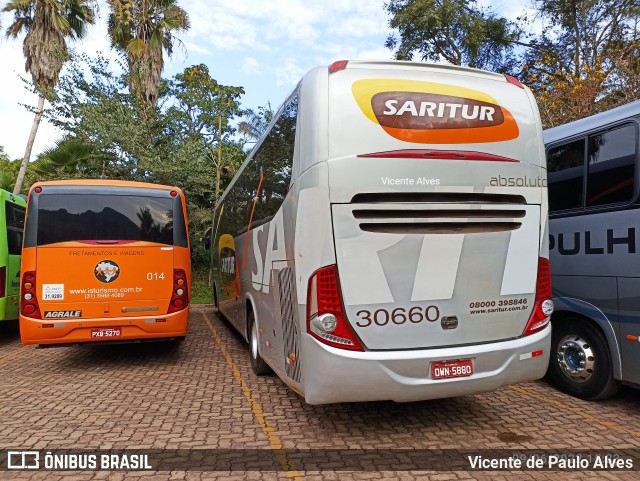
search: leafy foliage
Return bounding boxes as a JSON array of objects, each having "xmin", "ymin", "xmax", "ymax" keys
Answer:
[
  {"xmin": 3, "ymin": 0, "xmax": 97, "ymax": 194},
  {"xmin": 42, "ymin": 53, "xmax": 248, "ymax": 268},
  {"xmin": 385, "ymin": 0, "xmax": 640, "ymax": 127},
  {"xmin": 522, "ymin": 0, "xmax": 640, "ymax": 127},
  {"xmin": 385, "ymin": 0, "xmax": 521, "ymax": 72},
  {"xmin": 107, "ymin": 0, "xmax": 190, "ymax": 106},
  {"xmin": 238, "ymin": 103, "xmax": 274, "ymax": 144}
]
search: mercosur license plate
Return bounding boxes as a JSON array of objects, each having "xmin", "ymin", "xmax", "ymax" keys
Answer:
[
  {"xmin": 91, "ymin": 328, "xmax": 122, "ymax": 339},
  {"xmin": 431, "ymin": 359, "xmax": 474, "ymax": 379}
]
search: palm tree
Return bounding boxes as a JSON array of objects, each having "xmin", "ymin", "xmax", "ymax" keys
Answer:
[
  {"xmin": 107, "ymin": 0, "xmax": 189, "ymax": 106},
  {"xmin": 3, "ymin": 0, "xmax": 96, "ymax": 194}
]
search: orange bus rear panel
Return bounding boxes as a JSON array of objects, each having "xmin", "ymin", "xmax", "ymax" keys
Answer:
[{"xmin": 19, "ymin": 181, "xmax": 191, "ymax": 346}]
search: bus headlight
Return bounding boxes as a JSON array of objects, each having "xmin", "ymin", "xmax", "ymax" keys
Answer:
[{"xmin": 312, "ymin": 314, "xmax": 338, "ymax": 333}]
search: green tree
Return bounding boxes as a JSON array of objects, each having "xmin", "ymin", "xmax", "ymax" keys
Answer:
[
  {"xmin": 3, "ymin": 0, "xmax": 96, "ymax": 194},
  {"xmin": 43, "ymin": 54, "xmax": 248, "ymax": 264},
  {"xmin": 32, "ymin": 137, "xmax": 96, "ymax": 178},
  {"xmin": 45, "ymin": 53, "xmax": 171, "ymax": 180},
  {"xmin": 385, "ymin": 0, "xmax": 521, "ymax": 71},
  {"xmin": 238, "ymin": 103, "xmax": 274, "ymax": 145},
  {"xmin": 168, "ymin": 64, "xmax": 244, "ymax": 204},
  {"xmin": 107, "ymin": 0, "xmax": 190, "ymax": 106},
  {"xmin": 522, "ymin": 0, "xmax": 640, "ymax": 126},
  {"xmin": 0, "ymin": 147, "xmax": 17, "ymax": 191}
]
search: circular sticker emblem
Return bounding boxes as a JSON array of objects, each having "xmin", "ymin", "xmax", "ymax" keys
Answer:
[{"xmin": 94, "ymin": 260, "xmax": 120, "ymax": 283}]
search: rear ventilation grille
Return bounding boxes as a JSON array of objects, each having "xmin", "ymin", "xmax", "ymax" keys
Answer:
[
  {"xmin": 353, "ymin": 209, "xmax": 525, "ymax": 220},
  {"xmin": 359, "ymin": 222, "xmax": 521, "ymax": 234},
  {"xmin": 350, "ymin": 192, "xmax": 526, "ymax": 204},
  {"xmin": 350, "ymin": 194, "xmax": 527, "ymax": 234}
]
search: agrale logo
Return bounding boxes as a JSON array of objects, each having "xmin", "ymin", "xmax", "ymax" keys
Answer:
[
  {"xmin": 95, "ymin": 260, "xmax": 120, "ymax": 283},
  {"xmin": 352, "ymin": 79, "xmax": 519, "ymax": 144}
]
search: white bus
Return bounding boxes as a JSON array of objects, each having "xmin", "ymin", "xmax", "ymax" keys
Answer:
[
  {"xmin": 545, "ymin": 100, "xmax": 640, "ymax": 400},
  {"xmin": 208, "ymin": 60, "xmax": 552, "ymax": 404}
]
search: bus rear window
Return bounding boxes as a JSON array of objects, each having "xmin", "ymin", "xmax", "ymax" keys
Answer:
[{"xmin": 36, "ymin": 194, "xmax": 175, "ymax": 246}]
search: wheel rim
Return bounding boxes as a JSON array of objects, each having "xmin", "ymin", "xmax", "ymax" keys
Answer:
[
  {"xmin": 251, "ymin": 320, "xmax": 259, "ymax": 360},
  {"xmin": 556, "ymin": 334, "xmax": 596, "ymax": 383}
]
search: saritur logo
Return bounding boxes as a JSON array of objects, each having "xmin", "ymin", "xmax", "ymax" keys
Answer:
[
  {"xmin": 352, "ymin": 79, "xmax": 519, "ymax": 144},
  {"xmin": 374, "ymin": 92, "xmax": 504, "ymax": 129}
]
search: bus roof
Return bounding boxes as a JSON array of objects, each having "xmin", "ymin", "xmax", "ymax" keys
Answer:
[
  {"xmin": 544, "ymin": 100, "xmax": 640, "ymax": 145},
  {"xmin": 339, "ymin": 59, "xmax": 509, "ymax": 83},
  {"xmin": 29, "ymin": 179, "xmax": 184, "ymax": 194}
]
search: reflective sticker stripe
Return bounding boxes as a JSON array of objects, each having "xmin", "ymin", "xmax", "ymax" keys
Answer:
[
  {"xmin": 411, "ymin": 234, "xmax": 464, "ymax": 301},
  {"xmin": 499, "ymin": 205, "xmax": 540, "ymax": 295},
  {"xmin": 519, "ymin": 350, "xmax": 543, "ymax": 360}
]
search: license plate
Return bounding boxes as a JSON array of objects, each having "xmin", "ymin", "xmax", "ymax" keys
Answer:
[
  {"xmin": 91, "ymin": 328, "xmax": 122, "ymax": 339},
  {"xmin": 431, "ymin": 359, "xmax": 474, "ymax": 379}
]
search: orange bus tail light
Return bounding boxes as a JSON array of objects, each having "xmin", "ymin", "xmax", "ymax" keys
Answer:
[
  {"xmin": 168, "ymin": 269, "xmax": 188, "ymax": 313},
  {"xmin": 21, "ymin": 271, "xmax": 42, "ymax": 319}
]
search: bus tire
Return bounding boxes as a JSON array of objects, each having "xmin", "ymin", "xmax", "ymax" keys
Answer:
[
  {"xmin": 548, "ymin": 318, "xmax": 620, "ymax": 400},
  {"xmin": 248, "ymin": 311, "xmax": 272, "ymax": 376}
]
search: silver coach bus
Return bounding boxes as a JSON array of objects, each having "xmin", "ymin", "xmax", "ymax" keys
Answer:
[
  {"xmin": 545, "ymin": 100, "xmax": 640, "ymax": 400},
  {"xmin": 208, "ymin": 60, "xmax": 552, "ymax": 404}
]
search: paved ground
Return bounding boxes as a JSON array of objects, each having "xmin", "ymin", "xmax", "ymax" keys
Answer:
[{"xmin": 1, "ymin": 306, "xmax": 639, "ymax": 480}]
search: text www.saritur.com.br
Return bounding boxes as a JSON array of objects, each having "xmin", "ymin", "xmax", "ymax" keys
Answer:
[{"xmin": 470, "ymin": 305, "xmax": 528, "ymax": 315}]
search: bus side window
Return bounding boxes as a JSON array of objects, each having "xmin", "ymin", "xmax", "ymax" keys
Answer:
[
  {"xmin": 253, "ymin": 95, "xmax": 298, "ymax": 224},
  {"xmin": 586, "ymin": 124, "xmax": 637, "ymax": 207},
  {"xmin": 547, "ymin": 139, "xmax": 586, "ymax": 212}
]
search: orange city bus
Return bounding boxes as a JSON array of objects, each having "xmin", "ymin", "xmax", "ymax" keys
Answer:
[{"xmin": 19, "ymin": 180, "xmax": 191, "ymax": 346}]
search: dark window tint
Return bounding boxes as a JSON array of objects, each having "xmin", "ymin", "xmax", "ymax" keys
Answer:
[
  {"xmin": 587, "ymin": 124, "xmax": 637, "ymax": 207},
  {"xmin": 253, "ymin": 96, "xmax": 298, "ymax": 225},
  {"xmin": 547, "ymin": 139, "xmax": 585, "ymax": 211},
  {"xmin": 5, "ymin": 202, "xmax": 25, "ymax": 255},
  {"xmin": 36, "ymin": 194, "xmax": 174, "ymax": 246}
]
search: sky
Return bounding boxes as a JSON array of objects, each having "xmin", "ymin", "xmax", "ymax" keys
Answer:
[{"xmin": 0, "ymin": 0, "xmax": 532, "ymax": 161}]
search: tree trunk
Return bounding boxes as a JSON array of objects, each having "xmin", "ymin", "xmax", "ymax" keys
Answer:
[
  {"xmin": 13, "ymin": 94, "xmax": 45, "ymax": 194},
  {"xmin": 215, "ymin": 113, "xmax": 222, "ymax": 204}
]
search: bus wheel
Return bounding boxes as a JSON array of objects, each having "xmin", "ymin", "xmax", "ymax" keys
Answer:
[
  {"xmin": 248, "ymin": 311, "xmax": 272, "ymax": 376},
  {"xmin": 548, "ymin": 319, "xmax": 620, "ymax": 400}
]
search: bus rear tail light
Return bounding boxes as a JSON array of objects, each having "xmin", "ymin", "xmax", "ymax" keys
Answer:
[
  {"xmin": 329, "ymin": 60, "xmax": 349, "ymax": 74},
  {"xmin": 523, "ymin": 257, "xmax": 553, "ymax": 336},
  {"xmin": 168, "ymin": 269, "xmax": 188, "ymax": 313},
  {"xmin": 0, "ymin": 266, "xmax": 5, "ymax": 298},
  {"xmin": 306, "ymin": 265, "xmax": 364, "ymax": 351},
  {"xmin": 20, "ymin": 271, "xmax": 41, "ymax": 319}
]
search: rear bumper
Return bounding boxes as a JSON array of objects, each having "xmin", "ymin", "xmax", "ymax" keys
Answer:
[
  {"xmin": 19, "ymin": 308, "xmax": 189, "ymax": 346},
  {"xmin": 301, "ymin": 325, "xmax": 550, "ymax": 404}
]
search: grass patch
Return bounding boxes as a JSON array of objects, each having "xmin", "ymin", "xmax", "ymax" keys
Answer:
[{"xmin": 191, "ymin": 266, "xmax": 212, "ymax": 305}]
